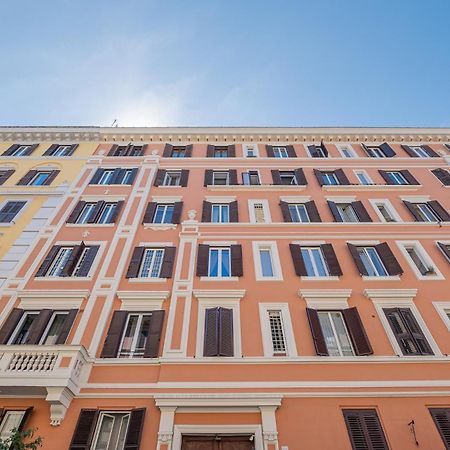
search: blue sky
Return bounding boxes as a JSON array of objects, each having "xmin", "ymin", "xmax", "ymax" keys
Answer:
[{"xmin": 1, "ymin": 0, "xmax": 450, "ymax": 127}]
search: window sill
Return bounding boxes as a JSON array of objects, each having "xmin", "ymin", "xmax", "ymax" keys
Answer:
[
  {"xmin": 156, "ymin": 185, "xmax": 183, "ymax": 188},
  {"xmin": 300, "ymin": 276, "xmax": 339, "ymax": 281},
  {"xmin": 200, "ymin": 276, "xmax": 239, "ymax": 281},
  {"xmin": 34, "ymin": 276, "xmax": 92, "ymax": 281},
  {"xmin": 143, "ymin": 223, "xmax": 177, "ymax": 230},
  {"xmin": 208, "ymin": 185, "xmax": 306, "ymax": 191},
  {"xmin": 128, "ymin": 278, "xmax": 168, "ymax": 283},
  {"xmin": 0, "ymin": 222, "xmax": 13, "ymax": 227},
  {"xmin": 323, "ymin": 184, "xmax": 422, "ymax": 191},
  {"xmin": 66, "ymin": 223, "xmax": 115, "ymax": 227},
  {"xmin": 362, "ymin": 275, "xmax": 401, "ymax": 281},
  {"xmin": 255, "ymin": 276, "xmax": 284, "ymax": 281},
  {"xmin": 90, "ymin": 183, "xmax": 133, "ymax": 187}
]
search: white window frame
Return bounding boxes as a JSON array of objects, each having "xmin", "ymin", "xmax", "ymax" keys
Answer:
[
  {"xmin": 336, "ymin": 144, "xmax": 357, "ymax": 158},
  {"xmin": 163, "ymin": 171, "xmax": 182, "ymax": 186},
  {"xmin": 317, "ymin": 310, "xmax": 355, "ymax": 356},
  {"xmin": 409, "ymin": 145, "xmax": 430, "ymax": 158},
  {"xmin": 211, "ymin": 204, "xmax": 230, "ymax": 223},
  {"xmin": 279, "ymin": 170, "xmax": 298, "ymax": 185},
  {"xmin": 322, "ymin": 172, "xmax": 339, "ymax": 185},
  {"xmin": 357, "ymin": 246, "xmax": 388, "ymax": 277},
  {"xmin": 306, "ymin": 144, "xmax": 327, "ymax": 158},
  {"xmin": 354, "ymin": 170, "xmax": 373, "ymax": 185},
  {"xmin": 414, "ymin": 203, "xmax": 440, "ymax": 222},
  {"xmin": 97, "ymin": 169, "xmax": 115, "ymax": 185},
  {"xmin": 212, "ymin": 171, "xmax": 229, "ymax": 185},
  {"xmin": 385, "ymin": 171, "xmax": 409, "ymax": 185},
  {"xmin": 272, "ymin": 146, "xmax": 288, "ymax": 158},
  {"xmin": 7, "ymin": 310, "xmax": 40, "ymax": 344},
  {"xmin": 97, "ymin": 203, "xmax": 117, "ymax": 224},
  {"xmin": 243, "ymin": 144, "xmax": 259, "ymax": 158},
  {"xmin": 207, "ymin": 247, "xmax": 231, "ymax": 278},
  {"xmin": 242, "ymin": 170, "xmax": 261, "ymax": 185},
  {"xmin": 248, "ymin": 199, "xmax": 271, "ymax": 223},
  {"xmin": 288, "ymin": 203, "xmax": 310, "ymax": 223},
  {"xmin": 11, "ymin": 145, "xmax": 31, "ymax": 156},
  {"xmin": 369, "ymin": 199, "xmax": 402, "ymax": 223},
  {"xmin": 138, "ymin": 248, "xmax": 164, "ymax": 278},
  {"xmin": 300, "ymin": 246, "xmax": 329, "ymax": 277},
  {"xmin": 252, "ymin": 241, "xmax": 283, "ymax": 281},
  {"xmin": 335, "ymin": 203, "xmax": 359, "ymax": 222},
  {"xmin": 259, "ymin": 303, "xmax": 297, "ymax": 357},
  {"xmin": 118, "ymin": 312, "xmax": 153, "ymax": 358},
  {"xmin": 153, "ymin": 204, "xmax": 174, "ymax": 224},
  {"xmin": 0, "ymin": 410, "xmax": 27, "ymax": 440},
  {"xmin": 365, "ymin": 146, "xmax": 386, "ymax": 158},
  {"xmin": 38, "ymin": 310, "xmax": 69, "ymax": 345},
  {"xmin": 433, "ymin": 302, "xmax": 450, "ymax": 332},
  {"xmin": 52, "ymin": 145, "xmax": 72, "ymax": 156},
  {"xmin": 121, "ymin": 169, "xmax": 134, "ymax": 185},
  {"xmin": 91, "ymin": 411, "xmax": 131, "ymax": 450}
]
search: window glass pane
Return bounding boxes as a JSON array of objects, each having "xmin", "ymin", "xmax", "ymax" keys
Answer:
[
  {"xmin": 0, "ymin": 411, "xmax": 25, "ymax": 440},
  {"xmin": 377, "ymin": 204, "xmax": 395, "ymax": 222},
  {"xmin": 330, "ymin": 312, "xmax": 353, "ymax": 356},
  {"xmin": 11, "ymin": 313, "xmax": 39, "ymax": 344},
  {"xmin": 301, "ymin": 248, "xmax": 315, "ymax": 276},
  {"xmin": 97, "ymin": 203, "xmax": 116, "ymax": 224},
  {"xmin": 77, "ymin": 203, "xmax": 96, "ymax": 224},
  {"xmin": 139, "ymin": 249, "xmax": 163, "ymax": 277},
  {"xmin": 318, "ymin": 312, "xmax": 340, "ymax": 356},
  {"xmin": 42, "ymin": 313, "xmax": 68, "ymax": 344},
  {"xmin": 48, "ymin": 248, "xmax": 73, "ymax": 276},
  {"xmin": 221, "ymin": 249, "xmax": 230, "ymax": 277},
  {"xmin": 406, "ymin": 247, "xmax": 429, "ymax": 275},
  {"xmin": 120, "ymin": 315, "xmax": 139, "ymax": 357},
  {"xmin": 311, "ymin": 248, "xmax": 327, "ymax": 276},
  {"xmin": 260, "ymin": 249, "xmax": 274, "ymax": 277},
  {"xmin": 254, "ymin": 203, "xmax": 265, "ymax": 223},
  {"xmin": 135, "ymin": 315, "xmax": 151, "ymax": 356},
  {"xmin": 209, "ymin": 249, "xmax": 219, "ymax": 276},
  {"xmin": 31, "ymin": 172, "xmax": 50, "ymax": 186},
  {"xmin": 221, "ymin": 205, "xmax": 229, "ymax": 222},
  {"xmin": 268, "ymin": 310, "xmax": 286, "ymax": 354}
]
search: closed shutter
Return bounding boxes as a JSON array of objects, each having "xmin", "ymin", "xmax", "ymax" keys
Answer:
[
  {"xmin": 280, "ymin": 201, "xmax": 292, "ymax": 222},
  {"xmin": 327, "ymin": 201, "xmax": 343, "ymax": 222},
  {"xmin": 206, "ymin": 145, "xmax": 215, "ymax": 157},
  {"xmin": 401, "ymin": 145, "xmax": 416, "ymax": 157},
  {"xmin": 144, "ymin": 311, "xmax": 165, "ymax": 358},
  {"xmin": 42, "ymin": 170, "xmax": 60, "ymax": 185},
  {"xmin": 430, "ymin": 408, "xmax": 450, "ymax": 449},
  {"xmin": 2, "ymin": 144, "xmax": 20, "ymax": 156},
  {"xmin": 90, "ymin": 169, "xmax": 104, "ymax": 184},
  {"xmin": 342, "ymin": 307, "xmax": 373, "ymax": 355},
  {"xmin": 203, "ymin": 307, "xmax": 234, "ymax": 357},
  {"xmin": 100, "ymin": 311, "xmax": 129, "ymax": 358},
  {"xmin": 271, "ymin": 170, "xmax": 282, "ymax": 185},
  {"xmin": 67, "ymin": 201, "xmax": 86, "ymax": 223},
  {"xmin": 128, "ymin": 168, "xmax": 138, "ymax": 184},
  {"xmin": 437, "ymin": 242, "xmax": 450, "ymax": 262},
  {"xmin": 229, "ymin": 201, "xmax": 239, "ymax": 222},
  {"xmin": 36, "ymin": 245, "xmax": 61, "ymax": 277},
  {"xmin": 0, "ymin": 169, "xmax": 14, "ymax": 185},
  {"xmin": 378, "ymin": 170, "xmax": 392, "ymax": 185},
  {"xmin": 162, "ymin": 144, "xmax": 173, "ymax": 157},
  {"xmin": 43, "ymin": 144, "xmax": 59, "ymax": 156},
  {"xmin": 399, "ymin": 308, "xmax": 433, "ymax": 355},
  {"xmin": 17, "ymin": 170, "xmax": 38, "ymax": 186},
  {"xmin": 305, "ymin": 200, "xmax": 322, "ymax": 222},
  {"xmin": 432, "ymin": 168, "xmax": 450, "ymax": 186},
  {"xmin": 87, "ymin": 201, "xmax": 105, "ymax": 224},
  {"xmin": 201, "ymin": 201, "xmax": 212, "ymax": 222},
  {"xmin": 347, "ymin": 243, "xmax": 369, "ymax": 276},
  {"xmin": 142, "ymin": 202, "xmax": 157, "ymax": 224},
  {"xmin": 400, "ymin": 170, "xmax": 419, "ymax": 185},
  {"xmin": 172, "ymin": 201, "xmax": 183, "ymax": 224},
  {"xmin": 289, "ymin": 244, "xmax": 307, "ymax": 276},
  {"xmin": 69, "ymin": 409, "xmax": 99, "ymax": 450},
  {"xmin": 55, "ymin": 309, "xmax": 78, "ymax": 344},
  {"xmin": 153, "ymin": 169, "xmax": 166, "ymax": 187},
  {"xmin": 110, "ymin": 168, "xmax": 124, "ymax": 184},
  {"xmin": 266, "ymin": 145, "xmax": 274, "ymax": 157},
  {"xmin": 286, "ymin": 145, "xmax": 296, "ymax": 157},
  {"xmin": 203, "ymin": 307, "xmax": 219, "ymax": 356},
  {"xmin": 219, "ymin": 307, "xmax": 234, "ymax": 356},
  {"xmin": 294, "ymin": 168, "xmax": 307, "ymax": 185},
  {"xmin": 185, "ymin": 144, "xmax": 193, "ymax": 157},
  {"xmin": 321, "ymin": 244, "xmax": 342, "ymax": 276},
  {"xmin": 109, "ymin": 200, "xmax": 124, "ymax": 224},
  {"xmin": 180, "ymin": 169, "xmax": 189, "ymax": 187},
  {"xmin": 422, "ymin": 145, "xmax": 439, "ymax": 157},
  {"xmin": 160, "ymin": 247, "xmax": 176, "ymax": 278},
  {"xmin": 76, "ymin": 246, "xmax": 99, "ymax": 277},
  {"xmin": 335, "ymin": 169, "xmax": 350, "ymax": 185},
  {"xmin": 62, "ymin": 243, "xmax": 85, "ymax": 277},
  {"xmin": 204, "ymin": 169, "xmax": 213, "ymax": 186},
  {"xmin": 428, "ymin": 200, "xmax": 450, "ymax": 221},
  {"xmin": 0, "ymin": 201, "xmax": 25, "ymax": 223},
  {"xmin": 379, "ymin": 142, "xmax": 396, "ymax": 157},
  {"xmin": 126, "ymin": 247, "xmax": 145, "ymax": 278},
  {"xmin": 107, "ymin": 144, "xmax": 119, "ymax": 156},
  {"xmin": 229, "ymin": 170, "xmax": 238, "ymax": 185},
  {"xmin": 230, "ymin": 245, "xmax": 243, "ymax": 276},
  {"xmin": 196, "ymin": 244, "xmax": 209, "ymax": 276},
  {"xmin": 0, "ymin": 308, "xmax": 24, "ymax": 344},
  {"xmin": 306, "ymin": 308, "xmax": 328, "ymax": 356},
  {"xmin": 403, "ymin": 201, "xmax": 423, "ymax": 221},
  {"xmin": 375, "ymin": 242, "xmax": 403, "ymax": 275},
  {"xmin": 343, "ymin": 409, "xmax": 389, "ymax": 450},
  {"xmin": 124, "ymin": 408, "xmax": 146, "ymax": 450},
  {"xmin": 228, "ymin": 144, "xmax": 236, "ymax": 157},
  {"xmin": 313, "ymin": 169, "xmax": 324, "ymax": 186},
  {"xmin": 26, "ymin": 309, "xmax": 53, "ymax": 344},
  {"xmin": 352, "ymin": 201, "xmax": 372, "ymax": 222}
]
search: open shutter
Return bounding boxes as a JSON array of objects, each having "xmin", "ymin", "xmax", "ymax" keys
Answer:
[
  {"xmin": 17, "ymin": 407, "xmax": 33, "ymax": 432},
  {"xmin": 343, "ymin": 409, "xmax": 388, "ymax": 450},
  {"xmin": 352, "ymin": 201, "xmax": 372, "ymax": 222},
  {"xmin": 335, "ymin": 169, "xmax": 350, "ymax": 185},
  {"xmin": 144, "ymin": 311, "xmax": 165, "ymax": 358},
  {"xmin": 26, "ymin": 309, "xmax": 53, "ymax": 344},
  {"xmin": 229, "ymin": 170, "xmax": 238, "ymax": 185},
  {"xmin": 380, "ymin": 142, "xmax": 396, "ymax": 157},
  {"xmin": 2, "ymin": 144, "xmax": 19, "ymax": 156},
  {"xmin": 180, "ymin": 169, "xmax": 189, "ymax": 187},
  {"xmin": 206, "ymin": 145, "xmax": 215, "ymax": 157},
  {"xmin": 280, "ymin": 201, "xmax": 292, "ymax": 222},
  {"xmin": 87, "ymin": 201, "xmax": 105, "ymax": 224},
  {"xmin": 67, "ymin": 201, "xmax": 86, "ymax": 223},
  {"xmin": 400, "ymin": 170, "xmax": 420, "ymax": 185},
  {"xmin": 107, "ymin": 144, "xmax": 119, "ymax": 156},
  {"xmin": 142, "ymin": 202, "xmax": 157, "ymax": 224},
  {"xmin": 196, "ymin": 244, "xmax": 210, "ymax": 276},
  {"xmin": 308, "ymin": 145, "xmax": 320, "ymax": 158},
  {"xmin": 69, "ymin": 409, "xmax": 99, "ymax": 450},
  {"xmin": 428, "ymin": 200, "xmax": 450, "ymax": 221},
  {"xmin": 321, "ymin": 244, "xmax": 342, "ymax": 276},
  {"xmin": 22, "ymin": 144, "xmax": 38, "ymax": 156},
  {"xmin": 43, "ymin": 170, "xmax": 60, "ymax": 186},
  {"xmin": 160, "ymin": 247, "xmax": 176, "ymax": 278},
  {"xmin": 0, "ymin": 308, "xmax": 24, "ymax": 344},
  {"xmin": 124, "ymin": 408, "xmax": 146, "ymax": 450},
  {"xmin": 17, "ymin": 170, "xmax": 37, "ymax": 186},
  {"xmin": 76, "ymin": 246, "xmax": 99, "ymax": 277},
  {"xmin": 109, "ymin": 201, "xmax": 124, "ymax": 224},
  {"xmin": 305, "ymin": 201, "xmax": 322, "ymax": 222},
  {"xmin": 228, "ymin": 144, "xmax": 236, "ymax": 157},
  {"xmin": 219, "ymin": 307, "xmax": 234, "ymax": 356},
  {"xmin": 378, "ymin": 170, "xmax": 392, "ymax": 185},
  {"xmin": 185, "ymin": 144, "xmax": 193, "ymax": 157},
  {"xmin": 43, "ymin": 144, "xmax": 59, "ymax": 156},
  {"xmin": 320, "ymin": 140, "xmax": 329, "ymax": 156},
  {"xmin": 306, "ymin": 308, "xmax": 328, "ymax": 356},
  {"xmin": 430, "ymin": 408, "xmax": 450, "ymax": 449},
  {"xmin": 403, "ymin": 201, "xmax": 423, "ymax": 221},
  {"xmin": 204, "ymin": 170, "xmax": 213, "ymax": 186},
  {"xmin": 401, "ymin": 144, "xmax": 416, "ymax": 157},
  {"xmin": 172, "ymin": 201, "xmax": 183, "ymax": 224},
  {"xmin": 127, "ymin": 168, "xmax": 138, "ymax": 184},
  {"xmin": 67, "ymin": 144, "xmax": 78, "ymax": 155},
  {"xmin": 100, "ymin": 311, "xmax": 128, "ymax": 358},
  {"xmin": 294, "ymin": 168, "xmax": 307, "ymax": 185},
  {"xmin": 422, "ymin": 145, "xmax": 439, "ymax": 157},
  {"xmin": 110, "ymin": 168, "xmax": 124, "ymax": 184},
  {"xmin": 36, "ymin": 245, "xmax": 61, "ymax": 277},
  {"xmin": 347, "ymin": 243, "xmax": 368, "ymax": 276},
  {"xmin": 438, "ymin": 242, "xmax": 450, "ymax": 262},
  {"xmin": 327, "ymin": 201, "xmax": 343, "ymax": 222},
  {"xmin": 63, "ymin": 243, "xmax": 85, "ymax": 277},
  {"xmin": 229, "ymin": 201, "xmax": 239, "ymax": 222},
  {"xmin": 399, "ymin": 308, "xmax": 433, "ymax": 355},
  {"xmin": 90, "ymin": 169, "xmax": 104, "ymax": 184},
  {"xmin": 162, "ymin": 144, "xmax": 173, "ymax": 157},
  {"xmin": 153, "ymin": 169, "xmax": 166, "ymax": 187},
  {"xmin": 0, "ymin": 169, "xmax": 14, "ymax": 185},
  {"xmin": 271, "ymin": 170, "xmax": 282, "ymax": 185},
  {"xmin": 230, "ymin": 245, "xmax": 243, "ymax": 276},
  {"xmin": 314, "ymin": 169, "xmax": 324, "ymax": 186},
  {"xmin": 203, "ymin": 307, "xmax": 219, "ymax": 356},
  {"xmin": 375, "ymin": 243, "xmax": 403, "ymax": 275},
  {"xmin": 286, "ymin": 145, "xmax": 296, "ymax": 157},
  {"xmin": 432, "ymin": 168, "xmax": 450, "ymax": 186},
  {"xmin": 126, "ymin": 247, "xmax": 145, "ymax": 278},
  {"xmin": 55, "ymin": 309, "xmax": 78, "ymax": 344},
  {"xmin": 266, "ymin": 145, "xmax": 274, "ymax": 157},
  {"xmin": 289, "ymin": 244, "xmax": 307, "ymax": 276},
  {"xmin": 201, "ymin": 201, "xmax": 212, "ymax": 222},
  {"xmin": 342, "ymin": 308, "xmax": 373, "ymax": 355}
]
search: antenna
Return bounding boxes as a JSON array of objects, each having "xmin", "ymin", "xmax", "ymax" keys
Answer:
[{"xmin": 111, "ymin": 119, "xmax": 118, "ymax": 127}]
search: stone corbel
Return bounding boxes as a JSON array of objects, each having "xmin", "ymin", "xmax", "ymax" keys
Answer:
[
  {"xmin": 157, "ymin": 406, "xmax": 176, "ymax": 447},
  {"xmin": 46, "ymin": 387, "xmax": 74, "ymax": 426},
  {"xmin": 259, "ymin": 405, "xmax": 280, "ymax": 446}
]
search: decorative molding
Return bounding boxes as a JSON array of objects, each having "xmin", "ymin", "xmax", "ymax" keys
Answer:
[
  {"xmin": 364, "ymin": 289, "xmax": 417, "ymax": 301},
  {"xmin": 298, "ymin": 289, "xmax": 352, "ymax": 301},
  {"xmin": 117, "ymin": 291, "xmax": 170, "ymax": 311},
  {"xmin": 193, "ymin": 289, "xmax": 246, "ymax": 301}
]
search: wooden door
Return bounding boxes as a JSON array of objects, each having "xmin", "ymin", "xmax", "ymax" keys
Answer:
[{"xmin": 181, "ymin": 435, "xmax": 254, "ymax": 450}]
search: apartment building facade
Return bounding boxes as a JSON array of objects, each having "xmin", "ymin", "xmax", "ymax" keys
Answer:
[{"xmin": 0, "ymin": 127, "xmax": 449, "ymax": 450}]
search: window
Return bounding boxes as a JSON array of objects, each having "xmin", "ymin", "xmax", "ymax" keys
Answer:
[
  {"xmin": 47, "ymin": 247, "xmax": 74, "ymax": 276},
  {"xmin": 279, "ymin": 171, "xmax": 297, "ymax": 185},
  {"xmin": 385, "ymin": 171, "xmax": 409, "ymax": 185},
  {"xmin": 203, "ymin": 307, "xmax": 234, "ymax": 357},
  {"xmin": 211, "ymin": 204, "xmax": 230, "ymax": 223},
  {"xmin": 213, "ymin": 146, "xmax": 229, "ymax": 158},
  {"xmin": 249, "ymin": 200, "xmax": 270, "ymax": 223},
  {"xmin": 301, "ymin": 247, "xmax": 329, "ymax": 276},
  {"xmin": 405, "ymin": 246, "xmax": 434, "ymax": 276},
  {"xmin": 430, "ymin": 408, "xmax": 450, "ymax": 449},
  {"xmin": 308, "ymin": 144, "xmax": 327, "ymax": 158},
  {"xmin": 8, "ymin": 311, "xmax": 39, "ymax": 344},
  {"xmin": 153, "ymin": 204, "xmax": 174, "ymax": 224},
  {"xmin": 97, "ymin": 170, "xmax": 115, "ymax": 185},
  {"xmin": 51, "ymin": 145, "xmax": 72, "ymax": 156},
  {"xmin": 438, "ymin": 242, "xmax": 450, "ymax": 262},
  {"xmin": 108, "ymin": 144, "xmax": 145, "ymax": 157},
  {"xmin": 39, "ymin": 312, "xmax": 69, "ymax": 344},
  {"xmin": 139, "ymin": 249, "xmax": 164, "ymax": 278},
  {"xmin": 212, "ymin": 171, "xmax": 229, "ymax": 185},
  {"xmin": 355, "ymin": 170, "xmax": 372, "ymax": 185},
  {"xmin": 318, "ymin": 311, "xmax": 354, "ymax": 356},
  {"xmin": 337, "ymin": 144, "xmax": 356, "ymax": 158},
  {"xmin": 253, "ymin": 203, "xmax": 266, "ymax": 223},
  {"xmin": 365, "ymin": 146, "xmax": 386, "ymax": 158},
  {"xmin": 335, "ymin": 203, "xmax": 359, "ymax": 222},
  {"xmin": 0, "ymin": 201, "xmax": 26, "ymax": 223},
  {"xmin": 0, "ymin": 410, "xmax": 28, "ymax": 441},
  {"xmin": 398, "ymin": 242, "xmax": 442, "ymax": 279},
  {"xmin": 171, "ymin": 147, "xmax": 186, "ymax": 158},
  {"xmin": 409, "ymin": 203, "xmax": 440, "ymax": 222},
  {"xmin": 29, "ymin": 171, "xmax": 51, "ymax": 186},
  {"xmin": 259, "ymin": 249, "xmax": 274, "ymax": 277},
  {"xmin": 91, "ymin": 168, "xmax": 137, "ymax": 185},
  {"xmin": 119, "ymin": 313, "xmax": 153, "ymax": 358},
  {"xmin": 91, "ymin": 412, "xmax": 130, "ymax": 450},
  {"xmin": 97, "ymin": 203, "xmax": 117, "ymax": 224},
  {"xmin": 268, "ymin": 310, "xmax": 287, "ymax": 355},
  {"xmin": 208, "ymin": 247, "xmax": 231, "ymax": 277},
  {"xmin": 288, "ymin": 204, "xmax": 309, "ymax": 222},
  {"xmin": 321, "ymin": 172, "xmax": 339, "ymax": 185},
  {"xmin": 121, "ymin": 169, "xmax": 134, "ymax": 185},
  {"xmin": 244, "ymin": 145, "xmax": 258, "ymax": 157},
  {"xmin": 273, "ymin": 146, "xmax": 288, "ymax": 158},
  {"xmin": 374, "ymin": 202, "xmax": 397, "ymax": 222},
  {"xmin": 409, "ymin": 145, "xmax": 430, "ymax": 158},
  {"xmin": 74, "ymin": 202, "xmax": 121, "ymax": 225},
  {"xmin": 253, "ymin": 242, "xmax": 282, "ymax": 280},
  {"xmin": 356, "ymin": 247, "xmax": 388, "ymax": 276},
  {"xmin": 431, "ymin": 168, "xmax": 450, "ymax": 186},
  {"xmin": 242, "ymin": 170, "xmax": 260, "ymax": 185},
  {"xmin": 163, "ymin": 171, "xmax": 181, "ymax": 186},
  {"xmin": 10, "ymin": 145, "xmax": 32, "ymax": 156}
]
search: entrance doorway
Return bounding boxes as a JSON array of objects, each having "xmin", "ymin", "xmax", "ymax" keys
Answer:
[{"xmin": 181, "ymin": 435, "xmax": 255, "ymax": 450}]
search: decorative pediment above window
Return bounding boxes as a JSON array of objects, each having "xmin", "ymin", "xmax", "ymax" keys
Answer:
[
  {"xmin": 298, "ymin": 289, "xmax": 352, "ymax": 309},
  {"xmin": 193, "ymin": 289, "xmax": 246, "ymax": 302},
  {"xmin": 117, "ymin": 291, "xmax": 170, "ymax": 311},
  {"xmin": 364, "ymin": 289, "xmax": 417, "ymax": 302},
  {"xmin": 18, "ymin": 290, "xmax": 89, "ymax": 309}
]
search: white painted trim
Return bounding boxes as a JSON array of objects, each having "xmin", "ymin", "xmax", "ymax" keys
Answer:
[
  {"xmin": 248, "ymin": 199, "xmax": 271, "ymax": 224},
  {"xmin": 364, "ymin": 289, "xmax": 417, "ymax": 300},
  {"xmin": 399, "ymin": 195, "xmax": 431, "ymax": 202},
  {"xmin": 298, "ymin": 289, "xmax": 351, "ymax": 309},
  {"xmin": 151, "ymin": 195, "xmax": 183, "ymax": 202},
  {"xmin": 117, "ymin": 291, "xmax": 169, "ymax": 311},
  {"xmin": 242, "ymin": 143, "xmax": 260, "ymax": 158},
  {"xmin": 369, "ymin": 198, "xmax": 402, "ymax": 223},
  {"xmin": 138, "ymin": 241, "xmax": 174, "ymax": 247},
  {"xmin": 252, "ymin": 241, "xmax": 283, "ymax": 281},
  {"xmin": 279, "ymin": 195, "xmax": 311, "ymax": 203},
  {"xmin": 324, "ymin": 195, "xmax": 357, "ymax": 202},
  {"xmin": 347, "ymin": 240, "xmax": 381, "ymax": 245},
  {"xmin": 202, "ymin": 241, "xmax": 237, "ymax": 246},
  {"xmin": 433, "ymin": 302, "xmax": 450, "ymax": 332},
  {"xmin": 0, "ymin": 198, "xmax": 30, "ymax": 225},
  {"xmin": 336, "ymin": 143, "xmax": 358, "ymax": 158},
  {"xmin": 204, "ymin": 196, "xmax": 237, "ymax": 203},
  {"xmin": 19, "ymin": 299, "xmax": 83, "ymax": 309}
]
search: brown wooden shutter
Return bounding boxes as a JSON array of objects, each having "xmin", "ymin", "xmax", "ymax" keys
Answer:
[
  {"xmin": 126, "ymin": 247, "xmax": 145, "ymax": 278},
  {"xmin": 438, "ymin": 242, "xmax": 450, "ymax": 262},
  {"xmin": 26, "ymin": 309, "xmax": 53, "ymax": 344},
  {"xmin": 63, "ymin": 243, "xmax": 85, "ymax": 277},
  {"xmin": 380, "ymin": 142, "xmax": 396, "ymax": 157},
  {"xmin": 229, "ymin": 170, "xmax": 238, "ymax": 185},
  {"xmin": 430, "ymin": 408, "xmax": 450, "ymax": 449},
  {"xmin": 185, "ymin": 144, "xmax": 193, "ymax": 157},
  {"xmin": 308, "ymin": 145, "xmax": 320, "ymax": 158},
  {"xmin": 36, "ymin": 245, "xmax": 61, "ymax": 277},
  {"xmin": 43, "ymin": 144, "xmax": 59, "ymax": 156},
  {"xmin": 375, "ymin": 242, "xmax": 403, "ymax": 275},
  {"xmin": 294, "ymin": 168, "xmax": 307, "ymax": 185},
  {"xmin": 55, "ymin": 309, "xmax": 78, "ymax": 344},
  {"xmin": 100, "ymin": 311, "xmax": 129, "ymax": 358},
  {"xmin": 144, "ymin": 311, "xmax": 165, "ymax": 357},
  {"xmin": 67, "ymin": 201, "xmax": 86, "ymax": 223},
  {"xmin": 219, "ymin": 307, "xmax": 234, "ymax": 356},
  {"xmin": 153, "ymin": 169, "xmax": 166, "ymax": 187},
  {"xmin": 400, "ymin": 170, "xmax": 419, "ymax": 185},
  {"xmin": 306, "ymin": 308, "xmax": 329, "ymax": 356},
  {"xmin": 67, "ymin": 144, "xmax": 79, "ymax": 155},
  {"xmin": 428, "ymin": 200, "xmax": 450, "ymax": 221},
  {"xmin": 305, "ymin": 201, "xmax": 321, "ymax": 222},
  {"xmin": 229, "ymin": 201, "xmax": 239, "ymax": 222},
  {"xmin": 160, "ymin": 247, "xmax": 176, "ymax": 278},
  {"xmin": 17, "ymin": 170, "xmax": 38, "ymax": 186},
  {"xmin": 280, "ymin": 201, "xmax": 292, "ymax": 222},
  {"xmin": 228, "ymin": 144, "xmax": 236, "ymax": 157},
  {"xmin": 343, "ymin": 409, "xmax": 388, "ymax": 450},
  {"xmin": 378, "ymin": 170, "xmax": 392, "ymax": 184},
  {"xmin": 76, "ymin": 246, "xmax": 99, "ymax": 277},
  {"xmin": 401, "ymin": 144, "xmax": 416, "ymax": 157},
  {"xmin": 422, "ymin": 145, "xmax": 439, "ymax": 157},
  {"xmin": 289, "ymin": 244, "xmax": 307, "ymax": 276},
  {"xmin": 90, "ymin": 169, "xmax": 104, "ymax": 184},
  {"xmin": 204, "ymin": 169, "xmax": 213, "ymax": 186},
  {"xmin": 17, "ymin": 407, "xmax": 33, "ymax": 432},
  {"xmin": 271, "ymin": 170, "xmax": 282, "ymax": 185},
  {"xmin": 286, "ymin": 145, "xmax": 296, "ymax": 157},
  {"xmin": 43, "ymin": 170, "xmax": 60, "ymax": 185},
  {"xmin": 335, "ymin": 169, "xmax": 350, "ymax": 185},
  {"xmin": 69, "ymin": 409, "xmax": 99, "ymax": 450},
  {"xmin": 196, "ymin": 244, "xmax": 210, "ymax": 276},
  {"xmin": 128, "ymin": 168, "xmax": 138, "ymax": 184},
  {"xmin": 202, "ymin": 201, "xmax": 212, "ymax": 222},
  {"xmin": 87, "ymin": 201, "xmax": 105, "ymax": 224},
  {"xmin": 162, "ymin": 144, "xmax": 173, "ymax": 157},
  {"xmin": 22, "ymin": 144, "xmax": 38, "ymax": 156},
  {"xmin": 347, "ymin": 243, "xmax": 368, "ymax": 276},
  {"xmin": 109, "ymin": 201, "xmax": 124, "ymax": 224},
  {"xmin": 180, "ymin": 169, "xmax": 189, "ymax": 187},
  {"xmin": 206, "ymin": 145, "xmax": 215, "ymax": 157},
  {"xmin": 342, "ymin": 307, "xmax": 373, "ymax": 355},
  {"xmin": 403, "ymin": 201, "xmax": 423, "ymax": 221},
  {"xmin": 266, "ymin": 145, "xmax": 274, "ymax": 157},
  {"xmin": 320, "ymin": 244, "xmax": 342, "ymax": 276},
  {"xmin": 327, "ymin": 201, "xmax": 343, "ymax": 222},
  {"xmin": 0, "ymin": 308, "xmax": 24, "ymax": 344},
  {"xmin": 172, "ymin": 201, "xmax": 183, "ymax": 224},
  {"xmin": 142, "ymin": 202, "xmax": 157, "ymax": 224},
  {"xmin": 432, "ymin": 168, "xmax": 450, "ymax": 186},
  {"xmin": 320, "ymin": 140, "xmax": 329, "ymax": 156},
  {"xmin": 107, "ymin": 144, "xmax": 119, "ymax": 156},
  {"xmin": 230, "ymin": 245, "xmax": 243, "ymax": 276},
  {"xmin": 2, "ymin": 144, "xmax": 19, "ymax": 156},
  {"xmin": 352, "ymin": 201, "xmax": 372, "ymax": 222},
  {"xmin": 0, "ymin": 169, "xmax": 14, "ymax": 185},
  {"xmin": 124, "ymin": 408, "xmax": 146, "ymax": 450},
  {"xmin": 110, "ymin": 168, "xmax": 124, "ymax": 184},
  {"xmin": 314, "ymin": 169, "xmax": 324, "ymax": 186},
  {"xmin": 203, "ymin": 307, "xmax": 219, "ymax": 356}
]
